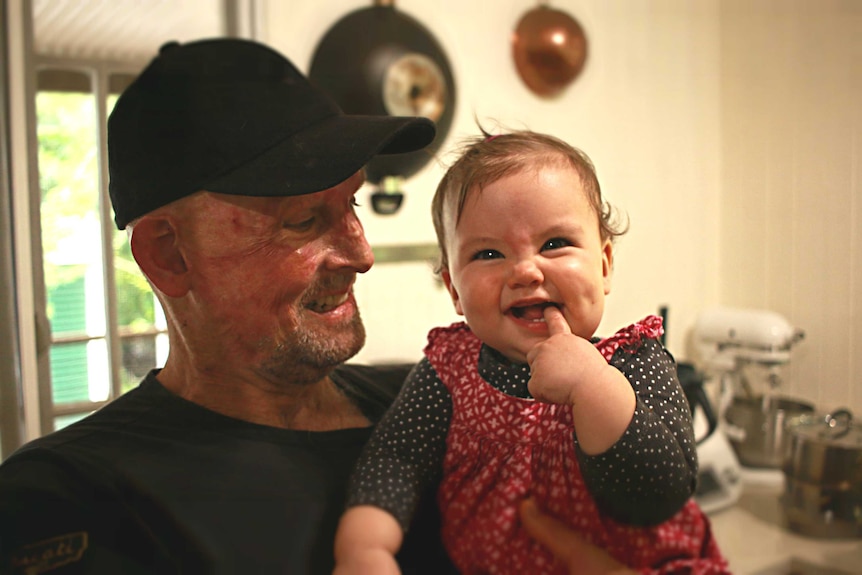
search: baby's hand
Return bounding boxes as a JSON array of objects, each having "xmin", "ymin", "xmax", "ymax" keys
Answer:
[
  {"xmin": 332, "ymin": 552, "xmax": 401, "ymax": 575},
  {"xmin": 333, "ymin": 506, "xmax": 403, "ymax": 575},
  {"xmin": 528, "ymin": 306, "xmax": 636, "ymax": 454},
  {"xmin": 525, "ymin": 306, "xmax": 612, "ymax": 407}
]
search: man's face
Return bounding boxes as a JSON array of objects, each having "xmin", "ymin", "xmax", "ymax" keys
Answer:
[{"xmin": 178, "ymin": 171, "xmax": 374, "ymax": 385}]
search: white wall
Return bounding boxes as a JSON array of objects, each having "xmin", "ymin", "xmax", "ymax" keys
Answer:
[
  {"xmin": 719, "ymin": 0, "xmax": 862, "ymax": 413},
  {"xmin": 263, "ymin": 0, "xmax": 861, "ymax": 414},
  {"xmin": 262, "ymin": 0, "xmax": 724, "ymax": 363}
]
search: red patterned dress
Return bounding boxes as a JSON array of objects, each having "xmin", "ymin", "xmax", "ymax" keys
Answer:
[{"xmin": 347, "ymin": 317, "xmax": 729, "ymax": 574}]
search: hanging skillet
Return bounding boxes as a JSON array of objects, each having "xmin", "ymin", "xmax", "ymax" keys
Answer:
[{"xmin": 309, "ymin": 0, "xmax": 456, "ymax": 185}]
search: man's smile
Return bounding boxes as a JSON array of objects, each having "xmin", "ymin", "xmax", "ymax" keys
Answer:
[{"xmin": 305, "ymin": 292, "xmax": 350, "ymax": 313}]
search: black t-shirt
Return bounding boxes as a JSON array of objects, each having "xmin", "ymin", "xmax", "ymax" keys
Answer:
[{"xmin": 0, "ymin": 365, "xmax": 454, "ymax": 575}]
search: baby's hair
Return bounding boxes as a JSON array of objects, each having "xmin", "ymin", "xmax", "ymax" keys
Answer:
[{"xmin": 431, "ymin": 127, "xmax": 628, "ymax": 274}]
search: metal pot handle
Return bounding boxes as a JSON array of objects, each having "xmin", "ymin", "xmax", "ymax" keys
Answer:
[{"xmin": 821, "ymin": 409, "xmax": 853, "ymax": 440}]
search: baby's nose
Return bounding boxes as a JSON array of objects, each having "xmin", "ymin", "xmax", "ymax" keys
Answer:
[{"xmin": 508, "ymin": 258, "xmax": 544, "ymax": 287}]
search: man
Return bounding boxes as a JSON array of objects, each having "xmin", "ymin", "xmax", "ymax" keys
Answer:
[
  {"xmin": 0, "ymin": 38, "xmax": 633, "ymax": 575},
  {"xmin": 0, "ymin": 37, "xmax": 449, "ymax": 575}
]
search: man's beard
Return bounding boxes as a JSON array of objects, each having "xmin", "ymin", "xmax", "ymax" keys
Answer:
[{"xmin": 259, "ymin": 310, "xmax": 367, "ymax": 385}]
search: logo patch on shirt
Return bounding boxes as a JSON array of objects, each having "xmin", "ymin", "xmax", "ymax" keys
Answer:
[{"xmin": 10, "ymin": 532, "xmax": 88, "ymax": 574}]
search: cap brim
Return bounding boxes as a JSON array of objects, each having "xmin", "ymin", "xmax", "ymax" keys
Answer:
[{"xmin": 203, "ymin": 114, "xmax": 436, "ymax": 197}]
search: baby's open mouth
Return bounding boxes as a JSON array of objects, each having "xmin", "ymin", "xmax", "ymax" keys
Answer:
[{"xmin": 510, "ymin": 302, "xmax": 558, "ymax": 321}]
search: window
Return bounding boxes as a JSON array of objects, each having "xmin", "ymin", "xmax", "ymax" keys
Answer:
[
  {"xmin": 36, "ymin": 66, "xmax": 168, "ymax": 431},
  {"xmin": 0, "ymin": 0, "xmax": 231, "ymax": 451}
]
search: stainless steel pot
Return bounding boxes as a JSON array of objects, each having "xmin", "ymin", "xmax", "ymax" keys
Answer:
[
  {"xmin": 723, "ymin": 394, "xmax": 814, "ymax": 468},
  {"xmin": 782, "ymin": 410, "xmax": 862, "ymax": 538}
]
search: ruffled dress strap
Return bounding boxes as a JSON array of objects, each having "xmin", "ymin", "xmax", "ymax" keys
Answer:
[{"xmin": 594, "ymin": 315, "xmax": 664, "ymax": 362}]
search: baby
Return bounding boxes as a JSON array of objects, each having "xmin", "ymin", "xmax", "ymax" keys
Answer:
[{"xmin": 334, "ymin": 130, "xmax": 728, "ymax": 574}]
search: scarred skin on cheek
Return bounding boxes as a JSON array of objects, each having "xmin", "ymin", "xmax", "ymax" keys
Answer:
[
  {"xmin": 164, "ymin": 177, "xmax": 372, "ymax": 388},
  {"xmin": 229, "ymin": 212, "xmax": 243, "ymax": 233}
]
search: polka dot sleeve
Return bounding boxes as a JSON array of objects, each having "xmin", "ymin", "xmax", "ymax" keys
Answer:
[
  {"xmin": 345, "ymin": 359, "xmax": 452, "ymax": 532},
  {"xmin": 577, "ymin": 338, "xmax": 698, "ymax": 526}
]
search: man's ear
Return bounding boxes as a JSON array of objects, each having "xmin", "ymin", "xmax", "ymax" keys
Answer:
[
  {"xmin": 129, "ymin": 216, "xmax": 190, "ymax": 298},
  {"xmin": 441, "ymin": 268, "xmax": 465, "ymax": 316}
]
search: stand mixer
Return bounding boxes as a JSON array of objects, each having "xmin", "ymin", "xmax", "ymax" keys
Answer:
[
  {"xmin": 692, "ymin": 307, "xmax": 806, "ymax": 490},
  {"xmin": 693, "ymin": 307, "xmax": 804, "ymax": 383},
  {"xmin": 676, "ymin": 360, "xmax": 744, "ymax": 514}
]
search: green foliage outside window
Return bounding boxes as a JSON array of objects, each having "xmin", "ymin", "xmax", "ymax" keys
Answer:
[
  {"xmin": 38, "ymin": 88, "xmax": 161, "ymax": 407},
  {"xmin": 39, "ymin": 91, "xmax": 156, "ymax": 331}
]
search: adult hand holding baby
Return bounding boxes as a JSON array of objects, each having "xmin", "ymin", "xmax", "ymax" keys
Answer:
[
  {"xmin": 526, "ymin": 306, "xmax": 636, "ymax": 455},
  {"xmin": 520, "ymin": 499, "xmax": 636, "ymax": 575}
]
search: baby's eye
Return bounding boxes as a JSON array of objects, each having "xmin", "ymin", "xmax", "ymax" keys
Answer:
[
  {"xmin": 542, "ymin": 237, "xmax": 572, "ymax": 251},
  {"xmin": 472, "ymin": 249, "xmax": 503, "ymax": 261}
]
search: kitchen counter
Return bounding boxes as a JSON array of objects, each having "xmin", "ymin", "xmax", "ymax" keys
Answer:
[{"xmin": 709, "ymin": 481, "xmax": 862, "ymax": 574}]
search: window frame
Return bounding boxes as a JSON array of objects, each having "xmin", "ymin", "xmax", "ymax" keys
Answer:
[
  {"xmin": 3, "ymin": 0, "xmax": 248, "ymax": 456},
  {"xmin": 33, "ymin": 57, "xmax": 161, "ymax": 434}
]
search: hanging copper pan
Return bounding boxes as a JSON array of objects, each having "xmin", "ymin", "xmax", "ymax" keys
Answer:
[
  {"xmin": 308, "ymin": 1, "xmax": 456, "ymax": 184},
  {"xmin": 512, "ymin": 2, "xmax": 588, "ymax": 98}
]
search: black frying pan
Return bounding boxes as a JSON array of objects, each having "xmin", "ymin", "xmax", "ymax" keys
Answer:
[{"xmin": 308, "ymin": 3, "xmax": 456, "ymax": 184}]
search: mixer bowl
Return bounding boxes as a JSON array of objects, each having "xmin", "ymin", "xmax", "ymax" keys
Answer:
[{"xmin": 723, "ymin": 395, "xmax": 814, "ymax": 468}]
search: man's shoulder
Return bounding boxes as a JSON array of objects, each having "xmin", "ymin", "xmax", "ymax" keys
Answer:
[
  {"xmin": 332, "ymin": 362, "xmax": 417, "ymax": 423},
  {"xmin": 0, "ymin": 371, "xmax": 166, "ymax": 476}
]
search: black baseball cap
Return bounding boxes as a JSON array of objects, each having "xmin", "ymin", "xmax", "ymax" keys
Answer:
[{"xmin": 108, "ymin": 38, "xmax": 436, "ymax": 229}]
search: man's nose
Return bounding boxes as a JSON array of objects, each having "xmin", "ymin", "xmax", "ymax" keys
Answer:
[
  {"xmin": 329, "ymin": 210, "xmax": 374, "ymax": 273},
  {"xmin": 508, "ymin": 258, "xmax": 543, "ymax": 288}
]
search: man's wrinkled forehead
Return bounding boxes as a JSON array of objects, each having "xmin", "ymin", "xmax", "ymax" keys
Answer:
[{"xmin": 200, "ymin": 170, "xmax": 366, "ymax": 215}]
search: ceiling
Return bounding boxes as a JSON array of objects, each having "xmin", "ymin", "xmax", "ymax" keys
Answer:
[{"xmin": 31, "ymin": 0, "xmax": 226, "ymax": 63}]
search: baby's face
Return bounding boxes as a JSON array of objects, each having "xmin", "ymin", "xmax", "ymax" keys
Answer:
[{"xmin": 442, "ymin": 165, "xmax": 612, "ymax": 363}]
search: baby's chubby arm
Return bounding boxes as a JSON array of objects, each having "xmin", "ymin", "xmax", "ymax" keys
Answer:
[
  {"xmin": 333, "ymin": 360, "xmax": 453, "ymax": 574},
  {"xmin": 334, "ymin": 505, "xmax": 403, "ymax": 575},
  {"xmin": 525, "ymin": 306, "xmax": 636, "ymax": 455}
]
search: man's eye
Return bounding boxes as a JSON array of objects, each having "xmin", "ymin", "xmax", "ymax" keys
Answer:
[
  {"xmin": 351, "ymin": 197, "xmax": 361, "ymax": 208},
  {"xmin": 542, "ymin": 237, "xmax": 572, "ymax": 251},
  {"xmin": 472, "ymin": 249, "xmax": 502, "ymax": 261},
  {"xmin": 282, "ymin": 217, "xmax": 315, "ymax": 231}
]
